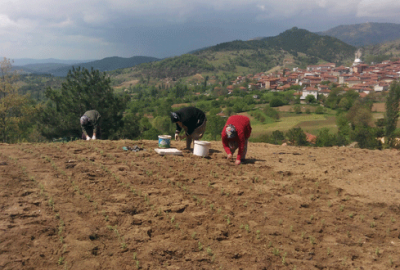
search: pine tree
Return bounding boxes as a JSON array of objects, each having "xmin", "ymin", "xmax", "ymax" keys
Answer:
[{"xmin": 38, "ymin": 67, "xmax": 128, "ymax": 139}]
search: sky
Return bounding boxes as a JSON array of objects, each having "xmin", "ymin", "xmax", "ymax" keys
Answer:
[{"xmin": 1, "ymin": 0, "xmax": 400, "ymax": 61}]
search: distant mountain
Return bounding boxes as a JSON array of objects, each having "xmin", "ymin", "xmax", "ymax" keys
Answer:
[
  {"xmin": 318, "ymin": 22, "xmax": 400, "ymax": 47},
  {"xmin": 11, "ymin": 58, "xmax": 92, "ymax": 66},
  {"xmin": 203, "ymin": 27, "xmax": 355, "ymax": 63},
  {"xmin": 14, "ymin": 63, "xmax": 71, "ymax": 74},
  {"xmin": 15, "ymin": 56, "xmax": 160, "ymax": 77},
  {"xmin": 125, "ymin": 27, "xmax": 355, "ymax": 80}
]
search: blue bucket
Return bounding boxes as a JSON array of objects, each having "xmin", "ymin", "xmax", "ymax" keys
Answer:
[{"xmin": 158, "ymin": 135, "xmax": 171, "ymax": 148}]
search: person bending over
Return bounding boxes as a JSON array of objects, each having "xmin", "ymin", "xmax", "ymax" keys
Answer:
[
  {"xmin": 170, "ymin": 107, "xmax": 207, "ymax": 149},
  {"xmin": 221, "ymin": 115, "xmax": 252, "ymax": 165},
  {"xmin": 80, "ymin": 110, "xmax": 101, "ymax": 140}
]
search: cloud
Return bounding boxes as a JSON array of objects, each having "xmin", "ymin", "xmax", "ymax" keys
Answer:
[
  {"xmin": 1, "ymin": 0, "xmax": 400, "ymax": 59},
  {"xmin": 357, "ymin": 0, "xmax": 400, "ymax": 18}
]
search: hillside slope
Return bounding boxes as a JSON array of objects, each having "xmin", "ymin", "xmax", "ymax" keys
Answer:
[
  {"xmin": 319, "ymin": 22, "xmax": 400, "ymax": 47},
  {"xmin": 118, "ymin": 28, "xmax": 355, "ymax": 81}
]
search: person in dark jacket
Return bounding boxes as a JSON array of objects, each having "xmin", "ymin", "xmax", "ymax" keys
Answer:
[
  {"xmin": 80, "ymin": 110, "xmax": 101, "ymax": 140},
  {"xmin": 170, "ymin": 107, "xmax": 207, "ymax": 149},
  {"xmin": 221, "ymin": 115, "xmax": 252, "ymax": 165}
]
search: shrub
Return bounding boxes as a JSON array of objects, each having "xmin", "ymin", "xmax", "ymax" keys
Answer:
[
  {"xmin": 293, "ymin": 105, "xmax": 302, "ymax": 114},
  {"xmin": 315, "ymin": 106, "xmax": 324, "ymax": 114},
  {"xmin": 264, "ymin": 106, "xmax": 280, "ymax": 120},
  {"xmin": 315, "ymin": 128, "xmax": 337, "ymax": 147},
  {"xmin": 270, "ymin": 98, "xmax": 285, "ymax": 107},
  {"xmin": 286, "ymin": 127, "xmax": 308, "ymax": 146}
]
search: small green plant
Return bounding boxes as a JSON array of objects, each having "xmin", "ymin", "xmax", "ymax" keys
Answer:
[
  {"xmin": 227, "ymin": 217, "xmax": 231, "ymax": 225},
  {"xmin": 278, "ymin": 219, "xmax": 283, "ymax": 225},
  {"xmin": 171, "ymin": 216, "xmax": 175, "ymax": 223},
  {"xmin": 210, "ymin": 204, "xmax": 214, "ymax": 210},
  {"xmin": 58, "ymin": 256, "xmax": 64, "ymax": 265},
  {"xmin": 268, "ymin": 241, "xmax": 272, "ymax": 248},
  {"xmin": 340, "ymin": 205, "xmax": 344, "ymax": 212},
  {"xmin": 391, "ymin": 216, "xmax": 396, "ymax": 223},
  {"xmin": 375, "ymin": 247, "xmax": 380, "ymax": 257},
  {"xmin": 327, "ymin": 247, "xmax": 331, "ymax": 255},
  {"xmin": 191, "ymin": 232, "xmax": 197, "ymax": 239},
  {"xmin": 206, "ymin": 247, "xmax": 213, "ymax": 256},
  {"xmin": 256, "ymin": 230, "xmax": 260, "ymax": 239},
  {"xmin": 370, "ymin": 222, "xmax": 375, "ymax": 228},
  {"xmin": 272, "ymin": 248, "xmax": 280, "ymax": 256},
  {"xmin": 198, "ymin": 242, "xmax": 203, "ymax": 251},
  {"xmin": 282, "ymin": 252, "xmax": 287, "ymax": 265},
  {"xmin": 360, "ymin": 215, "xmax": 365, "ymax": 222},
  {"xmin": 309, "ymin": 236, "xmax": 315, "ymax": 245},
  {"xmin": 290, "ymin": 225, "xmax": 293, "ymax": 232},
  {"xmin": 301, "ymin": 231, "xmax": 305, "ymax": 239},
  {"xmin": 133, "ymin": 252, "xmax": 137, "ymax": 260},
  {"xmin": 349, "ymin": 213, "xmax": 354, "ymax": 218},
  {"xmin": 245, "ymin": 224, "xmax": 250, "ymax": 233},
  {"xmin": 310, "ymin": 215, "xmax": 314, "ymax": 221}
]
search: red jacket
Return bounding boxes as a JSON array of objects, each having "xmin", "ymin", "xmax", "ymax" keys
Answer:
[{"xmin": 221, "ymin": 115, "xmax": 252, "ymax": 160}]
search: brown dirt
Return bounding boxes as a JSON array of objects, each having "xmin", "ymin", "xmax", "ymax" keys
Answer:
[{"xmin": 1, "ymin": 140, "xmax": 400, "ymax": 269}]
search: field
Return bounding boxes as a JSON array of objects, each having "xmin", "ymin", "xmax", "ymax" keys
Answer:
[{"xmin": 1, "ymin": 140, "xmax": 400, "ymax": 269}]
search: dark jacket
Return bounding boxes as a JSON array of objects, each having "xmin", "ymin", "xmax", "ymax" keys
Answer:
[
  {"xmin": 174, "ymin": 107, "xmax": 206, "ymax": 136},
  {"xmin": 81, "ymin": 110, "xmax": 101, "ymax": 136}
]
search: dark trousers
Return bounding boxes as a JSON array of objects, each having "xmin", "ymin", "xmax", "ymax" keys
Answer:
[{"xmin": 82, "ymin": 126, "xmax": 101, "ymax": 140}]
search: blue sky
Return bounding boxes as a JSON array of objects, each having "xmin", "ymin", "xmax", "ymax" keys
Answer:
[{"xmin": 1, "ymin": 0, "xmax": 400, "ymax": 60}]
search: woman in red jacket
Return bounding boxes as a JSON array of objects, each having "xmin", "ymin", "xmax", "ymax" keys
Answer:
[{"xmin": 221, "ymin": 115, "xmax": 252, "ymax": 165}]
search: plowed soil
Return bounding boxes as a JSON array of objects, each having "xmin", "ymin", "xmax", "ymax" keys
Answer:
[{"xmin": 1, "ymin": 140, "xmax": 400, "ymax": 269}]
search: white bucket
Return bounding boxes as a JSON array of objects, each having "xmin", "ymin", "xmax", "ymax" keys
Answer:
[{"xmin": 193, "ymin": 140, "xmax": 211, "ymax": 157}]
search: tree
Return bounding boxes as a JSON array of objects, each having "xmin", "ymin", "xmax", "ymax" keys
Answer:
[
  {"xmin": 205, "ymin": 115, "xmax": 226, "ymax": 140},
  {"xmin": 384, "ymin": 82, "xmax": 400, "ymax": 146},
  {"xmin": 39, "ymin": 67, "xmax": 128, "ymax": 139},
  {"xmin": 0, "ymin": 58, "xmax": 36, "ymax": 143},
  {"xmin": 305, "ymin": 94, "xmax": 316, "ymax": 104},
  {"xmin": 286, "ymin": 127, "xmax": 308, "ymax": 146}
]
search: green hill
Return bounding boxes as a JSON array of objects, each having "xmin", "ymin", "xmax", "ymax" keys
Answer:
[
  {"xmin": 115, "ymin": 27, "xmax": 355, "ymax": 82},
  {"xmin": 319, "ymin": 22, "xmax": 400, "ymax": 47}
]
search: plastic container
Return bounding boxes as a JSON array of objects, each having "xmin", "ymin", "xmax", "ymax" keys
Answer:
[
  {"xmin": 193, "ymin": 140, "xmax": 211, "ymax": 157},
  {"xmin": 158, "ymin": 135, "xmax": 171, "ymax": 148}
]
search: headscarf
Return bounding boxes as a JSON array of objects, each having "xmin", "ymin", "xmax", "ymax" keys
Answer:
[
  {"xmin": 170, "ymin": 112, "xmax": 180, "ymax": 123},
  {"xmin": 225, "ymin": 124, "xmax": 237, "ymax": 139},
  {"xmin": 80, "ymin": 115, "xmax": 89, "ymax": 125}
]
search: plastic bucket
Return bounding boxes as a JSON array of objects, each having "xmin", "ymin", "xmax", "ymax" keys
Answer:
[
  {"xmin": 158, "ymin": 135, "xmax": 171, "ymax": 148},
  {"xmin": 193, "ymin": 140, "xmax": 211, "ymax": 157}
]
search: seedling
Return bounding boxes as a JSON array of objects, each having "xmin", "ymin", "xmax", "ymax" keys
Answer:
[
  {"xmin": 206, "ymin": 247, "xmax": 213, "ymax": 256},
  {"xmin": 282, "ymin": 252, "xmax": 287, "ymax": 265},
  {"xmin": 58, "ymin": 256, "xmax": 64, "ymax": 265},
  {"xmin": 256, "ymin": 230, "xmax": 260, "ymax": 239},
  {"xmin": 340, "ymin": 205, "xmax": 344, "ymax": 212},
  {"xmin": 272, "ymin": 248, "xmax": 280, "ymax": 256},
  {"xmin": 191, "ymin": 232, "xmax": 197, "ymax": 239},
  {"xmin": 349, "ymin": 213, "xmax": 354, "ymax": 218},
  {"xmin": 370, "ymin": 222, "xmax": 375, "ymax": 228},
  {"xmin": 198, "ymin": 242, "xmax": 203, "ymax": 251},
  {"xmin": 327, "ymin": 248, "xmax": 331, "ymax": 255},
  {"xmin": 309, "ymin": 236, "xmax": 316, "ymax": 245},
  {"xmin": 133, "ymin": 252, "xmax": 137, "ymax": 260}
]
